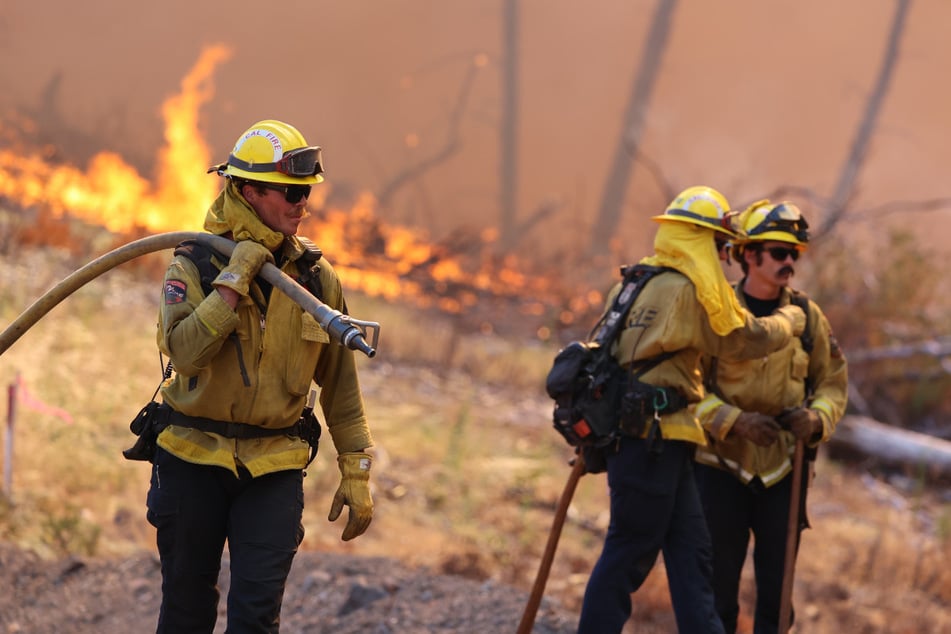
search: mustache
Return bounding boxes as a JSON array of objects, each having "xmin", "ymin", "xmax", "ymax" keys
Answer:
[{"xmin": 779, "ymin": 266, "xmax": 795, "ymax": 277}]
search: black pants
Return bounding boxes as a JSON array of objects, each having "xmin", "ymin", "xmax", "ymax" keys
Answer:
[
  {"xmin": 694, "ymin": 464, "xmax": 805, "ymax": 634},
  {"xmin": 147, "ymin": 447, "xmax": 305, "ymax": 634},
  {"xmin": 578, "ymin": 438, "xmax": 724, "ymax": 634}
]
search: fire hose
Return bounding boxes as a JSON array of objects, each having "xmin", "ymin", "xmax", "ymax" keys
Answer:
[{"xmin": 0, "ymin": 231, "xmax": 381, "ymax": 359}]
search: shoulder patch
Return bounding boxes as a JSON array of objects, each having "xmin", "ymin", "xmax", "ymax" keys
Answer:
[{"xmin": 165, "ymin": 279, "xmax": 187, "ymax": 304}]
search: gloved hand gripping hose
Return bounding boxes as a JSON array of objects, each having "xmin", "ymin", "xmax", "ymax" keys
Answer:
[
  {"xmin": 212, "ymin": 239, "xmax": 275, "ymax": 297},
  {"xmin": 0, "ymin": 232, "xmax": 380, "ymax": 358}
]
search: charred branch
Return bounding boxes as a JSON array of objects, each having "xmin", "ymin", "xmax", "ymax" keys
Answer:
[
  {"xmin": 514, "ymin": 199, "xmax": 562, "ymax": 238},
  {"xmin": 376, "ymin": 58, "xmax": 482, "ymax": 210}
]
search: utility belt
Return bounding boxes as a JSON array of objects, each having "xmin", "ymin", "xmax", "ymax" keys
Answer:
[
  {"xmin": 122, "ymin": 402, "xmax": 321, "ymax": 465},
  {"xmin": 618, "ymin": 381, "xmax": 689, "ymax": 448},
  {"xmin": 163, "ymin": 406, "xmax": 305, "ymax": 439},
  {"xmin": 619, "ymin": 381, "xmax": 689, "ymax": 434},
  {"xmin": 580, "ymin": 381, "xmax": 689, "ymax": 473}
]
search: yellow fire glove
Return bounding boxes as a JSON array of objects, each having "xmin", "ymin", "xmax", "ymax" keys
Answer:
[
  {"xmin": 212, "ymin": 240, "xmax": 275, "ymax": 297},
  {"xmin": 328, "ymin": 452, "xmax": 373, "ymax": 541}
]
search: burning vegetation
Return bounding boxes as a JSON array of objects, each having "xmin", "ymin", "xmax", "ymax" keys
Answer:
[{"xmin": 0, "ymin": 46, "xmax": 605, "ymax": 342}]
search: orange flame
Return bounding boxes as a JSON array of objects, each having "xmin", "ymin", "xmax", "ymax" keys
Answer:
[
  {"xmin": 0, "ymin": 45, "xmax": 604, "ymax": 337},
  {"xmin": 0, "ymin": 44, "xmax": 231, "ymax": 234}
]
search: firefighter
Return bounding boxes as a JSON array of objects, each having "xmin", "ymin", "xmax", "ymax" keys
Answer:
[
  {"xmin": 693, "ymin": 201, "xmax": 848, "ymax": 633},
  {"xmin": 147, "ymin": 120, "xmax": 374, "ymax": 632},
  {"xmin": 577, "ymin": 186, "xmax": 808, "ymax": 634}
]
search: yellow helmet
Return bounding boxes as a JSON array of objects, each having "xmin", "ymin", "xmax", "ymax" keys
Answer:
[
  {"xmin": 210, "ymin": 120, "xmax": 324, "ymax": 185},
  {"xmin": 736, "ymin": 200, "xmax": 809, "ymax": 247},
  {"xmin": 652, "ymin": 185, "xmax": 735, "ymax": 237}
]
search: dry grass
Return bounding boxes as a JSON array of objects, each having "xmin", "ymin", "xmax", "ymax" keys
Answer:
[{"xmin": 2, "ymin": 243, "xmax": 951, "ymax": 632}]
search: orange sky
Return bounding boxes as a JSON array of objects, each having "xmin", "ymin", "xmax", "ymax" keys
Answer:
[{"xmin": 2, "ymin": 0, "xmax": 950, "ymax": 259}]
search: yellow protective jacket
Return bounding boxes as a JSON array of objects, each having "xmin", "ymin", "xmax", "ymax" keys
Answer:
[
  {"xmin": 155, "ymin": 188, "xmax": 371, "ymax": 477},
  {"xmin": 694, "ymin": 285, "xmax": 848, "ymax": 487},
  {"xmin": 610, "ymin": 270, "xmax": 802, "ymax": 446}
]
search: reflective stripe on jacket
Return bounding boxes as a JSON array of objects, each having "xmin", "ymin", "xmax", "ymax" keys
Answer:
[
  {"xmin": 695, "ymin": 285, "xmax": 848, "ymax": 486},
  {"xmin": 609, "ymin": 271, "xmax": 801, "ymax": 446}
]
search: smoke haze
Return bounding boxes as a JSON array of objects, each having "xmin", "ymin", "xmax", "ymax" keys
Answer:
[{"xmin": 2, "ymin": 0, "xmax": 950, "ymax": 257}]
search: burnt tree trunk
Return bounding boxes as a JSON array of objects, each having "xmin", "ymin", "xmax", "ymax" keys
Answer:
[
  {"xmin": 586, "ymin": 0, "xmax": 679, "ymax": 257},
  {"xmin": 497, "ymin": 0, "xmax": 520, "ymax": 252},
  {"xmin": 818, "ymin": 0, "xmax": 912, "ymax": 238}
]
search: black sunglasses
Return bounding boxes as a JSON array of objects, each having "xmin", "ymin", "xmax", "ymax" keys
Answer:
[
  {"xmin": 765, "ymin": 246, "xmax": 800, "ymax": 262},
  {"xmin": 260, "ymin": 182, "xmax": 312, "ymax": 204}
]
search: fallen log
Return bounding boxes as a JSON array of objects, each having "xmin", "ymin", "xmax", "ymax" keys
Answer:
[{"xmin": 829, "ymin": 415, "xmax": 951, "ymax": 480}]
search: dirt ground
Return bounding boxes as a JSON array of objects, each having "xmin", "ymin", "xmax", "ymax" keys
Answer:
[
  {"xmin": 0, "ymin": 543, "xmax": 576, "ymax": 634},
  {"xmin": 3, "ymin": 458, "xmax": 951, "ymax": 634}
]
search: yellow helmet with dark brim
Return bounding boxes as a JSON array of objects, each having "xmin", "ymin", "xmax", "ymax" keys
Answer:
[
  {"xmin": 208, "ymin": 119, "xmax": 324, "ymax": 185},
  {"xmin": 736, "ymin": 200, "xmax": 809, "ymax": 247},
  {"xmin": 652, "ymin": 185, "xmax": 736, "ymax": 237}
]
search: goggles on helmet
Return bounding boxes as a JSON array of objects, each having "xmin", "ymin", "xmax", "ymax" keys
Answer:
[
  {"xmin": 227, "ymin": 146, "xmax": 324, "ymax": 178},
  {"xmin": 747, "ymin": 203, "xmax": 809, "ymax": 242}
]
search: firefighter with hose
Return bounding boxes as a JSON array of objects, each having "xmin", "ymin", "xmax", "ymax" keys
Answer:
[
  {"xmin": 139, "ymin": 119, "xmax": 375, "ymax": 633},
  {"xmin": 693, "ymin": 201, "xmax": 848, "ymax": 633}
]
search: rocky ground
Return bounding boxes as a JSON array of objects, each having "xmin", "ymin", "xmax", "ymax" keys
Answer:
[{"xmin": 1, "ymin": 543, "xmax": 575, "ymax": 634}]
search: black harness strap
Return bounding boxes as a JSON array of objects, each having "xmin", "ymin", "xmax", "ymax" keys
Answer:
[
  {"xmin": 174, "ymin": 240, "xmax": 220, "ymax": 296},
  {"xmin": 294, "ymin": 236, "xmax": 324, "ymax": 301},
  {"xmin": 605, "ymin": 265, "xmax": 687, "ymax": 416},
  {"xmin": 596, "ymin": 265, "xmax": 686, "ymax": 453},
  {"xmin": 173, "ymin": 238, "xmax": 325, "ymax": 302}
]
